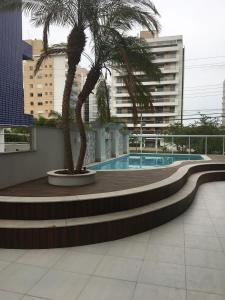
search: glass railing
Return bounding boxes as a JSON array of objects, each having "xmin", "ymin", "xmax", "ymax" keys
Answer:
[
  {"xmin": 0, "ymin": 128, "xmax": 33, "ymax": 153},
  {"xmin": 129, "ymin": 134, "xmax": 225, "ymax": 155}
]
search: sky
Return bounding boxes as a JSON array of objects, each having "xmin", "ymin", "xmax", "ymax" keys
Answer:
[{"xmin": 22, "ymin": 0, "xmax": 225, "ymax": 124}]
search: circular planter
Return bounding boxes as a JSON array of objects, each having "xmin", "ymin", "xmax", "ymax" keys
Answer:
[{"xmin": 47, "ymin": 169, "xmax": 96, "ymax": 187}]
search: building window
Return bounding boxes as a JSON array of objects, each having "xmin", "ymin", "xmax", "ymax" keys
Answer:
[
  {"xmin": 156, "ymin": 118, "xmax": 163, "ymax": 124},
  {"xmin": 50, "ymin": 101, "xmax": 53, "ymax": 104},
  {"xmin": 49, "ymin": 83, "xmax": 52, "ymax": 86},
  {"xmin": 116, "ymin": 77, "xmax": 124, "ymax": 83},
  {"xmin": 45, "ymin": 74, "xmax": 48, "ymax": 77},
  {"xmin": 37, "ymin": 93, "xmax": 43, "ymax": 97},
  {"xmin": 49, "ymin": 92, "xmax": 53, "ymax": 95},
  {"xmin": 30, "ymin": 102, "xmax": 34, "ymax": 106},
  {"xmin": 49, "ymin": 65, "xmax": 52, "ymax": 68},
  {"xmin": 45, "ymin": 101, "xmax": 48, "ymax": 104},
  {"xmin": 49, "ymin": 74, "xmax": 52, "ymax": 77},
  {"xmin": 30, "ymin": 84, "xmax": 33, "ymax": 89},
  {"xmin": 29, "ymin": 75, "xmax": 33, "ymax": 79},
  {"xmin": 30, "ymin": 110, "xmax": 34, "ymax": 114},
  {"xmin": 29, "ymin": 66, "xmax": 33, "ymax": 71},
  {"xmin": 38, "ymin": 102, "xmax": 43, "ymax": 106},
  {"xmin": 30, "ymin": 93, "xmax": 33, "ymax": 97},
  {"xmin": 45, "ymin": 83, "xmax": 48, "ymax": 86},
  {"xmin": 45, "ymin": 92, "xmax": 48, "ymax": 95},
  {"xmin": 156, "ymin": 107, "xmax": 163, "ymax": 113},
  {"xmin": 45, "ymin": 65, "xmax": 48, "ymax": 68},
  {"xmin": 37, "ymin": 75, "xmax": 42, "ymax": 79}
]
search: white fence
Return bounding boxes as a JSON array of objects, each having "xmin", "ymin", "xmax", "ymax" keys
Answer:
[{"xmin": 130, "ymin": 135, "xmax": 225, "ymax": 155}]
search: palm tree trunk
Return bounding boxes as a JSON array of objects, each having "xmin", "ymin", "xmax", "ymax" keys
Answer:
[
  {"xmin": 62, "ymin": 65, "xmax": 77, "ymax": 173},
  {"xmin": 75, "ymin": 66, "xmax": 101, "ymax": 172},
  {"xmin": 62, "ymin": 28, "xmax": 86, "ymax": 174},
  {"xmin": 103, "ymin": 79, "xmax": 111, "ymax": 121}
]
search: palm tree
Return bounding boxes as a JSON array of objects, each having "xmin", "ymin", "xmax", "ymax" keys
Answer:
[
  {"xmin": 75, "ymin": 18, "xmax": 161, "ymax": 171},
  {"xmin": 1, "ymin": 0, "xmax": 161, "ymax": 174}
]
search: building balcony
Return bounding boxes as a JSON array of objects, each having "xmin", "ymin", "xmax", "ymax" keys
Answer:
[
  {"xmin": 150, "ymin": 46, "xmax": 180, "ymax": 53},
  {"xmin": 114, "ymin": 91, "xmax": 178, "ymax": 98},
  {"xmin": 127, "ymin": 123, "xmax": 170, "ymax": 128},
  {"xmin": 143, "ymin": 80, "xmax": 179, "ymax": 86},
  {"xmin": 160, "ymin": 68, "xmax": 180, "ymax": 74},
  {"xmin": 151, "ymin": 91, "xmax": 179, "ymax": 96},
  {"xmin": 114, "ymin": 102, "xmax": 179, "ymax": 108},
  {"xmin": 153, "ymin": 57, "xmax": 179, "ymax": 64},
  {"xmin": 115, "ymin": 112, "xmax": 178, "ymax": 118},
  {"xmin": 115, "ymin": 80, "xmax": 179, "ymax": 87}
]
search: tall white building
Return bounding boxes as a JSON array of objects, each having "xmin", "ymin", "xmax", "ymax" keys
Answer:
[
  {"xmin": 111, "ymin": 32, "xmax": 185, "ymax": 134},
  {"xmin": 222, "ymin": 81, "xmax": 225, "ymax": 126},
  {"xmin": 89, "ymin": 92, "xmax": 98, "ymax": 122},
  {"xmin": 51, "ymin": 54, "xmax": 91, "ymax": 121}
]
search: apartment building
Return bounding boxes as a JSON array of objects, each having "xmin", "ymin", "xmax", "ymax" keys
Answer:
[
  {"xmin": 23, "ymin": 40, "xmax": 95, "ymax": 121},
  {"xmin": 111, "ymin": 31, "xmax": 185, "ymax": 134},
  {"xmin": 23, "ymin": 40, "xmax": 54, "ymax": 119}
]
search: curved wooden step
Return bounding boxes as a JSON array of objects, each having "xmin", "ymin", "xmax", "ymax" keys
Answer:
[
  {"xmin": 0, "ymin": 169, "xmax": 224, "ymax": 249},
  {"xmin": 0, "ymin": 163, "xmax": 225, "ymax": 220}
]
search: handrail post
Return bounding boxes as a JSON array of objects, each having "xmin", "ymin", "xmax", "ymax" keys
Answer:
[
  {"xmin": 205, "ymin": 136, "xmax": 208, "ymax": 155},
  {"xmin": 189, "ymin": 136, "xmax": 191, "ymax": 154},
  {"xmin": 172, "ymin": 136, "xmax": 174, "ymax": 155},
  {"xmin": 156, "ymin": 137, "xmax": 158, "ymax": 154},
  {"xmin": 223, "ymin": 136, "xmax": 225, "ymax": 155}
]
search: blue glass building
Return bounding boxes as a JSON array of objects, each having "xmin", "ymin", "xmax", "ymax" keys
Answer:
[{"xmin": 0, "ymin": 10, "xmax": 33, "ymax": 126}]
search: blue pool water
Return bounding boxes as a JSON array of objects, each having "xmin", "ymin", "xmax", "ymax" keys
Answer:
[{"xmin": 89, "ymin": 154, "xmax": 204, "ymax": 171}]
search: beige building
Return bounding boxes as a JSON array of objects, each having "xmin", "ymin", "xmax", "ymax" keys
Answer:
[
  {"xmin": 23, "ymin": 40, "xmax": 93, "ymax": 121},
  {"xmin": 23, "ymin": 40, "xmax": 54, "ymax": 118}
]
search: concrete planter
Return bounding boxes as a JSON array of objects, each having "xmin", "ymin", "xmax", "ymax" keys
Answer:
[{"xmin": 47, "ymin": 169, "xmax": 96, "ymax": 187}]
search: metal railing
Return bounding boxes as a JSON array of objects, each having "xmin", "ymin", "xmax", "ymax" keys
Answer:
[{"xmin": 129, "ymin": 134, "xmax": 225, "ymax": 155}]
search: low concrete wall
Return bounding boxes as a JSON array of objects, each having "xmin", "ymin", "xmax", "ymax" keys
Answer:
[
  {"xmin": 0, "ymin": 125, "xmax": 129, "ymax": 189},
  {"xmin": 0, "ymin": 127, "xmax": 64, "ymax": 189},
  {"xmin": 4, "ymin": 144, "xmax": 31, "ymax": 152}
]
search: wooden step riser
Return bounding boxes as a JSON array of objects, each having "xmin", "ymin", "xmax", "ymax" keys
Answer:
[
  {"xmin": 0, "ymin": 171, "xmax": 224, "ymax": 249},
  {"xmin": 0, "ymin": 163, "xmax": 224, "ymax": 220}
]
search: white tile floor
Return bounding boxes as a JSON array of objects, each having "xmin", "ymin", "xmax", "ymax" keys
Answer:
[{"xmin": 0, "ymin": 182, "xmax": 225, "ymax": 299}]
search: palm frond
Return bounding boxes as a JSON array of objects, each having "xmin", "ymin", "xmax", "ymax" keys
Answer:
[
  {"xmin": 49, "ymin": 111, "xmax": 62, "ymax": 120},
  {"xmin": 34, "ymin": 47, "xmax": 67, "ymax": 75},
  {"xmin": 42, "ymin": 12, "xmax": 52, "ymax": 52}
]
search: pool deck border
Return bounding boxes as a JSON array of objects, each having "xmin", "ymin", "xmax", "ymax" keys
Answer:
[
  {"xmin": 0, "ymin": 162, "xmax": 225, "ymax": 248},
  {"xmin": 0, "ymin": 160, "xmax": 220, "ymax": 205},
  {"xmin": 88, "ymin": 153, "xmax": 211, "ymax": 172}
]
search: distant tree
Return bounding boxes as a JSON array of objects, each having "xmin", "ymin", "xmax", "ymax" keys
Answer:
[
  {"xmin": 166, "ymin": 115, "xmax": 225, "ymax": 154},
  {"xmin": 96, "ymin": 78, "xmax": 111, "ymax": 124},
  {"xmin": 4, "ymin": 128, "xmax": 30, "ymax": 143}
]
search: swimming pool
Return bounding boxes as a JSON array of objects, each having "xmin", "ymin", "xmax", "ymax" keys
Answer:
[{"xmin": 89, "ymin": 153, "xmax": 204, "ymax": 171}]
